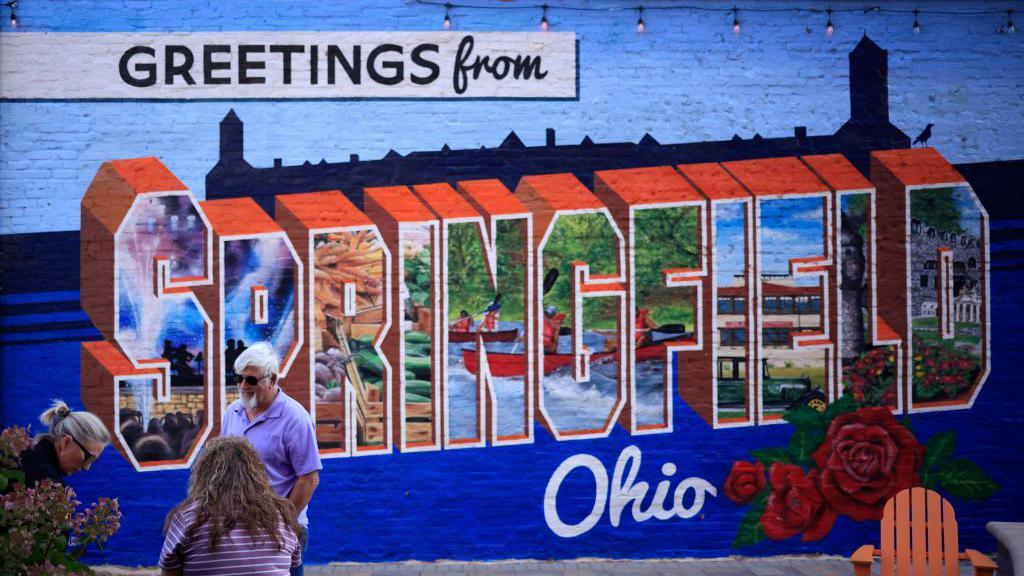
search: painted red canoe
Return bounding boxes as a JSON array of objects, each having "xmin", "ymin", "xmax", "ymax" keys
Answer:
[
  {"xmin": 448, "ymin": 328, "xmax": 519, "ymax": 343},
  {"xmin": 461, "ymin": 337, "xmax": 692, "ymax": 377}
]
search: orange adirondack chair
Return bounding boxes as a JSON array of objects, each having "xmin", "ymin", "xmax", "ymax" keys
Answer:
[{"xmin": 851, "ymin": 487, "xmax": 997, "ymax": 576}]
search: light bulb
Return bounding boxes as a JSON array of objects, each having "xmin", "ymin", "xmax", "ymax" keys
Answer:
[
  {"xmin": 9, "ymin": 11, "xmax": 15, "ymax": 28},
  {"xmin": 1009, "ymin": 10, "xmax": 1016, "ymax": 33},
  {"xmin": 913, "ymin": 10, "xmax": 920, "ymax": 35},
  {"xmin": 825, "ymin": 8, "xmax": 834, "ymax": 36},
  {"xmin": 540, "ymin": 5, "xmax": 549, "ymax": 31},
  {"xmin": 732, "ymin": 8, "xmax": 740, "ymax": 34},
  {"xmin": 443, "ymin": 3, "xmax": 451, "ymax": 29},
  {"xmin": 636, "ymin": 6, "xmax": 644, "ymax": 34}
]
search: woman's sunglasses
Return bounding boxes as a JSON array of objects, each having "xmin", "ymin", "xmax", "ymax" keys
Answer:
[
  {"xmin": 69, "ymin": 435, "xmax": 97, "ymax": 469},
  {"xmin": 235, "ymin": 374, "xmax": 268, "ymax": 386}
]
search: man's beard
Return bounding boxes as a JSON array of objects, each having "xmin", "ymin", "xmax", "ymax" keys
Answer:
[{"xmin": 241, "ymin": 390, "xmax": 258, "ymax": 410}]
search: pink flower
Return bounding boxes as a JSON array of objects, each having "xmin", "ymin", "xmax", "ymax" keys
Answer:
[{"xmin": 0, "ymin": 425, "xmax": 31, "ymax": 469}]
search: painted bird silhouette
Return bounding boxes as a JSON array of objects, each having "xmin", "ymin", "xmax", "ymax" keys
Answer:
[{"xmin": 913, "ymin": 123, "xmax": 934, "ymax": 147}]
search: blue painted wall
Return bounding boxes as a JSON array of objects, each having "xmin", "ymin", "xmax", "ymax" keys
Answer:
[{"xmin": 1, "ymin": 0, "xmax": 1023, "ymax": 567}]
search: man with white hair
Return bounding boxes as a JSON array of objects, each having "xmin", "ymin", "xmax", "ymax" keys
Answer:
[{"xmin": 220, "ymin": 342, "xmax": 321, "ymax": 576}]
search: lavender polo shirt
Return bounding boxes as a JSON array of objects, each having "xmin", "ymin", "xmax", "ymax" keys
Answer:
[{"xmin": 220, "ymin": 389, "xmax": 322, "ymax": 527}]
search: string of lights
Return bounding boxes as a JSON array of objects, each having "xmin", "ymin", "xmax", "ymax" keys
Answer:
[
  {"xmin": 3, "ymin": 0, "xmax": 17, "ymax": 28},
  {"xmin": 411, "ymin": 0, "xmax": 1019, "ymax": 35}
]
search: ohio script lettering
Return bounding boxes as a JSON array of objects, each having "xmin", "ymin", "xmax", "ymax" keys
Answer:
[{"xmin": 544, "ymin": 446, "xmax": 717, "ymax": 538}]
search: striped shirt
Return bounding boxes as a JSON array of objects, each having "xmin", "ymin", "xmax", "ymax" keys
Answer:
[{"xmin": 159, "ymin": 501, "xmax": 300, "ymax": 575}]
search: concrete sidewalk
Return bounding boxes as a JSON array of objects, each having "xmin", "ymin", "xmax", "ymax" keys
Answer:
[{"xmin": 92, "ymin": 555, "xmax": 990, "ymax": 575}]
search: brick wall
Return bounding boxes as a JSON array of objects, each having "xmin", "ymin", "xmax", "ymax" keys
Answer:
[{"xmin": 1, "ymin": 0, "xmax": 1022, "ymax": 568}]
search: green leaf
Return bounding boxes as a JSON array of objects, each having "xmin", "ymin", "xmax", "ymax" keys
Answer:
[
  {"xmin": 1, "ymin": 469, "xmax": 25, "ymax": 484},
  {"xmin": 899, "ymin": 417, "xmax": 914, "ymax": 432},
  {"xmin": 783, "ymin": 406, "xmax": 825, "ymax": 431},
  {"xmin": 0, "ymin": 475, "xmax": 6, "ymax": 491},
  {"xmin": 936, "ymin": 459, "xmax": 999, "ymax": 500},
  {"xmin": 923, "ymin": 430, "xmax": 956, "ymax": 471},
  {"xmin": 732, "ymin": 500, "xmax": 767, "ymax": 549},
  {"xmin": 46, "ymin": 549, "xmax": 90, "ymax": 573},
  {"xmin": 823, "ymin": 394, "xmax": 858, "ymax": 423},
  {"xmin": 920, "ymin": 466, "xmax": 937, "ymax": 489},
  {"xmin": 750, "ymin": 448, "xmax": 794, "ymax": 470},
  {"xmin": 788, "ymin": 427, "xmax": 825, "ymax": 467}
]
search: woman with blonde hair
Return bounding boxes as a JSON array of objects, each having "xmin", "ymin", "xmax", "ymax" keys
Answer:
[
  {"xmin": 8, "ymin": 399, "xmax": 111, "ymax": 490},
  {"xmin": 159, "ymin": 436, "xmax": 301, "ymax": 575}
]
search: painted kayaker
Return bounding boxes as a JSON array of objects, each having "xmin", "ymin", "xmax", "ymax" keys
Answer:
[
  {"xmin": 635, "ymin": 307, "xmax": 658, "ymax": 346},
  {"xmin": 479, "ymin": 300, "xmax": 501, "ymax": 332},
  {"xmin": 543, "ymin": 305, "xmax": 567, "ymax": 354},
  {"xmin": 451, "ymin": 310, "xmax": 473, "ymax": 333}
]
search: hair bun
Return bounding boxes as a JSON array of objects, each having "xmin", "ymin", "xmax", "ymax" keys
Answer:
[{"xmin": 56, "ymin": 405, "xmax": 71, "ymax": 418}]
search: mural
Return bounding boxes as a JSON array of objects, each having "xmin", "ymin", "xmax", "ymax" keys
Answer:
[
  {"xmin": 631, "ymin": 206, "xmax": 698, "ymax": 429},
  {"xmin": 312, "ymin": 228, "xmax": 388, "ymax": 452},
  {"xmin": 838, "ymin": 192, "xmax": 900, "ymax": 409},
  {"xmin": 724, "ymin": 397, "xmax": 998, "ymax": 547},
  {"xmin": 713, "ymin": 199, "xmax": 755, "ymax": 425},
  {"xmin": 908, "ymin": 186, "xmax": 986, "ymax": 408},
  {"xmin": 399, "ymin": 222, "xmax": 437, "ymax": 446},
  {"xmin": 2, "ymin": 17, "xmax": 1020, "ymax": 567},
  {"xmin": 220, "ymin": 235, "xmax": 299, "ymax": 404},
  {"xmin": 115, "ymin": 193, "xmax": 211, "ymax": 465}
]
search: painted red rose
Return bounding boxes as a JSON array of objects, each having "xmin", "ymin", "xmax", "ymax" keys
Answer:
[
  {"xmin": 760, "ymin": 463, "xmax": 836, "ymax": 541},
  {"xmin": 812, "ymin": 407, "xmax": 924, "ymax": 521},
  {"xmin": 723, "ymin": 460, "xmax": 765, "ymax": 504}
]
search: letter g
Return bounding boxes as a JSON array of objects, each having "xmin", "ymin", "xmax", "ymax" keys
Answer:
[{"xmin": 119, "ymin": 46, "xmax": 157, "ymax": 88}]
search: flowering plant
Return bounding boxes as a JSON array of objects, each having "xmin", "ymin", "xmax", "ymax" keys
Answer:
[
  {"xmin": 724, "ymin": 396, "xmax": 998, "ymax": 548},
  {"xmin": 0, "ymin": 425, "xmax": 122, "ymax": 575},
  {"xmin": 912, "ymin": 337, "xmax": 980, "ymax": 402},
  {"xmin": 842, "ymin": 347, "xmax": 898, "ymax": 407}
]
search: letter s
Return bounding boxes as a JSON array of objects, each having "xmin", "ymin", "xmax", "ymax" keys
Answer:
[
  {"xmin": 410, "ymin": 44, "xmax": 440, "ymax": 85},
  {"xmin": 81, "ymin": 158, "xmax": 214, "ymax": 471}
]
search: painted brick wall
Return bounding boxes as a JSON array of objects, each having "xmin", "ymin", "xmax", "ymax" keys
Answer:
[{"xmin": 1, "ymin": 0, "xmax": 1022, "ymax": 568}]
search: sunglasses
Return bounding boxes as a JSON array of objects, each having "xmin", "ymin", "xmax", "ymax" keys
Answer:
[
  {"xmin": 69, "ymin": 435, "xmax": 97, "ymax": 469},
  {"xmin": 235, "ymin": 374, "xmax": 269, "ymax": 386}
]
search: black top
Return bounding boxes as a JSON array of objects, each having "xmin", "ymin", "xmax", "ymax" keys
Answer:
[{"xmin": 9, "ymin": 437, "xmax": 64, "ymax": 491}]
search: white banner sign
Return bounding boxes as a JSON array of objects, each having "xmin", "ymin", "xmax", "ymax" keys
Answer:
[{"xmin": 0, "ymin": 32, "xmax": 577, "ymax": 99}]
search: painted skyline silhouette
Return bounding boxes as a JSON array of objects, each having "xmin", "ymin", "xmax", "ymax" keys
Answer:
[{"xmin": 207, "ymin": 36, "xmax": 911, "ymax": 216}]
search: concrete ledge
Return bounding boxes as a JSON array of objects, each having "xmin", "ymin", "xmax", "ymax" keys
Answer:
[{"xmin": 987, "ymin": 521, "xmax": 1024, "ymax": 576}]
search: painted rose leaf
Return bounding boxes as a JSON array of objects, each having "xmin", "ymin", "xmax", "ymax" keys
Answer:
[{"xmin": 724, "ymin": 398, "xmax": 999, "ymax": 547}]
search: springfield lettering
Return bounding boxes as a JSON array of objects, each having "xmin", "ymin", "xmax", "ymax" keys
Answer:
[
  {"xmin": 0, "ymin": 32, "xmax": 576, "ymax": 99},
  {"xmin": 79, "ymin": 148, "xmax": 989, "ymax": 473}
]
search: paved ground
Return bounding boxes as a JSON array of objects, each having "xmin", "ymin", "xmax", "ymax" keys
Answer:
[{"xmin": 92, "ymin": 555, "xmax": 993, "ymax": 575}]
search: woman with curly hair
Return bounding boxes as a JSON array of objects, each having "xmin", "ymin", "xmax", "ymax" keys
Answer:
[{"xmin": 159, "ymin": 436, "xmax": 301, "ymax": 575}]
